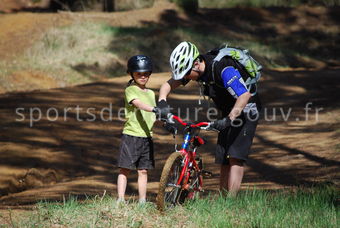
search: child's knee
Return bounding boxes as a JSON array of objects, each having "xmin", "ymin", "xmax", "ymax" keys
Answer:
[{"xmin": 137, "ymin": 169, "xmax": 148, "ymax": 175}]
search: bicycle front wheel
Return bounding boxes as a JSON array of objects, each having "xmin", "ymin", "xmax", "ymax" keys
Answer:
[{"xmin": 156, "ymin": 152, "xmax": 184, "ymax": 211}]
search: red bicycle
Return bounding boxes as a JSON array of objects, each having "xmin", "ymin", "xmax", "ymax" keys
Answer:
[{"xmin": 156, "ymin": 115, "xmax": 213, "ymax": 211}]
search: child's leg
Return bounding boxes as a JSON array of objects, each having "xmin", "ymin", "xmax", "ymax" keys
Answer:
[
  {"xmin": 137, "ymin": 169, "xmax": 148, "ymax": 201},
  {"xmin": 117, "ymin": 168, "xmax": 131, "ymax": 200}
]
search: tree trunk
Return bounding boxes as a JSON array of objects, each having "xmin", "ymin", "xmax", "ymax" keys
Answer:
[{"xmin": 103, "ymin": 0, "xmax": 114, "ymax": 11}]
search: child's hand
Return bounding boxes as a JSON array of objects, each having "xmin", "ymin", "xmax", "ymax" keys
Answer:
[{"xmin": 155, "ymin": 100, "xmax": 170, "ymax": 119}]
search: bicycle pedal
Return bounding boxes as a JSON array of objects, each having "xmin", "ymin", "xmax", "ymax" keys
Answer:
[{"xmin": 201, "ymin": 170, "xmax": 213, "ymax": 178}]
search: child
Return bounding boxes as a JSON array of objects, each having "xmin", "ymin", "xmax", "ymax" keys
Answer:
[{"xmin": 117, "ymin": 55, "xmax": 159, "ymax": 204}]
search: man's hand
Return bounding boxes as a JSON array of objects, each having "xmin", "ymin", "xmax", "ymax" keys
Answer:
[{"xmin": 210, "ymin": 117, "xmax": 231, "ymax": 131}]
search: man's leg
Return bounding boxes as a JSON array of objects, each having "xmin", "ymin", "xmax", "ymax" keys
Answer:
[
  {"xmin": 117, "ymin": 168, "xmax": 131, "ymax": 200},
  {"xmin": 228, "ymin": 158, "xmax": 244, "ymax": 196},
  {"xmin": 219, "ymin": 164, "xmax": 230, "ymax": 192},
  {"xmin": 137, "ymin": 169, "xmax": 148, "ymax": 202}
]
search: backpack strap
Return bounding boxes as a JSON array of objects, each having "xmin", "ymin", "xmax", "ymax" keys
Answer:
[{"xmin": 211, "ymin": 46, "xmax": 261, "ymax": 96}]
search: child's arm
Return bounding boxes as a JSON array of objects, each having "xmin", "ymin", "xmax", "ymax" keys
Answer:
[
  {"xmin": 131, "ymin": 98, "xmax": 170, "ymax": 126},
  {"xmin": 130, "ymin": 99, "xmax": 154, "ymax": 112}
]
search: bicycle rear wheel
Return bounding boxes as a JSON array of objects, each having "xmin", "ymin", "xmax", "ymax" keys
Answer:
[{"xmin": 156, "ymin": 152, "xmax": 184, "ymax": 211}]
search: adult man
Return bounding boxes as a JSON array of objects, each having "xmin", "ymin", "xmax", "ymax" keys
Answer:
[{"xmin": 157, "ymin": 41, "xmax": 261, "ymax": 195}]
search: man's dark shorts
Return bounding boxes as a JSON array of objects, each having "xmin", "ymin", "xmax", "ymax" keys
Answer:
[
  {"xmin": 215, "ymin": 113, "xmax": 259, "ymax": 165},
  {"xmin": 118, "ymin": 134, "xmax": 155, "ymax": 170}
]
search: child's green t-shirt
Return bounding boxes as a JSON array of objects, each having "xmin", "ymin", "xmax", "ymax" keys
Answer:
[{"xmin": 123, "ymin": 85, "xmax": 156, "ymax": 137}]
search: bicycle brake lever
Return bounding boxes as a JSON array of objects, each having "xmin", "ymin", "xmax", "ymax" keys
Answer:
[
  {"xmin": 200, "ymin": 123, "xmax": 219, "ymax": 132},
  {"xmin": 166, "ymin": 113, "xmax": 175, "ymax": 124}
]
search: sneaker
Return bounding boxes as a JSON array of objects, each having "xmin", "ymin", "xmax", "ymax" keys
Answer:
[
  {"xmin": 138, "ymin": 198, "xmax": 146, "ymax": 204},
  {"xmin": 116, "ymin": 198, "xmax": 126, "ymax": 208},
  {"xmin": 137, "ymin": 199, "xmax": 153, "ymax": 209}
]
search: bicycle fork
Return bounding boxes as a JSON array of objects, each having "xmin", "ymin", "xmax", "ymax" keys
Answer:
[{"xmin": 178, "ymin": 154, "xmax": 203, "ymax": 192}]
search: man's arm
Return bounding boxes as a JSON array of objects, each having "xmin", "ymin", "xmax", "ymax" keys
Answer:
[
  {"xmin": 219, "ymin": 66, "xmax": 252, "ymax": 120},
  {"xmin": 158, "ymin": 78, "xmax": 182, "ymax": 101},
  {"xmin": 228, "ymin": 91, "xmax": 251, "ymax": 120}
]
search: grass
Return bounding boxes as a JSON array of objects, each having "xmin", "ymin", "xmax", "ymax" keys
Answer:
[
  {"xmin": 0, "ymin": 22, "xmax": 122, "ymax": 92},
  {"xmin": 187, "ymin": 185, "xmax": 339, "ymax": 227},
  {"xmin": 105, "ymin": 25, "xmax": 315, "ymax": 72},
  {"xmin": 198, "ymin": 0, "xmax": 340, "ymax": 8},
  {"xmin": 115, "ymin": 0, "xmax": 155, "ymax": 11},
  {"xmin": 6, "ymin": 185, "xmax": 338, "ymax": 228},
  {"xmin": 25, "ymin": 22, "xmax": 120, "ymax": 81}
]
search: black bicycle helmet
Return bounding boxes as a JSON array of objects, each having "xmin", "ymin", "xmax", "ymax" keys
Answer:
[{"xmin": 127, "ymin": 55, "xmax": 153, "ymax": 74}]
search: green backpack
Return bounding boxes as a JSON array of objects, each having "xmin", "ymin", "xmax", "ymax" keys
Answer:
[{"xmin": 209, "ymin": 44, "xmax": 262, "ymax": 95}]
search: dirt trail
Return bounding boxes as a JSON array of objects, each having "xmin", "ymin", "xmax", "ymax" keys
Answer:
[
  {"xmin": 0, "ymin": 1, "xmax": 339, "ymax": 206},
  {"xmin": 0, "ymin": 1, "xmax": 181, "ymax": 93},
  {"xmin": 0, "ymin": 13, "xmax": 67, "ymax": 60},
  {"xmin": 0, "ymin": 68, "xmax": 339, "ymax": 206},
  {"xmin": 0, "ymin": 2, "xmax": 339, "ymax": 94},
  {"xmin": 0, "ymin": 1, "xmax": 178, "ymax": 61}
]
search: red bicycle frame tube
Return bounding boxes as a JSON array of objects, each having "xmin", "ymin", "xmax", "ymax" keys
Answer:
[{"xmin": 171, "ymin": 115, "xmax": 207, "ymax": 189}]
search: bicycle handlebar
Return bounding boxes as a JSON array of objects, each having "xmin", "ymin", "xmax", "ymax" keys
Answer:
[{"xmin": 170, "ymin": 115, "xmax": 210, "ymax": 129}]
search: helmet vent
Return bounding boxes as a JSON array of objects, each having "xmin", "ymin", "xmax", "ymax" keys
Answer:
[{"xmin": 169, "ymin": 41, "xmax": 199, "ymax": 80}]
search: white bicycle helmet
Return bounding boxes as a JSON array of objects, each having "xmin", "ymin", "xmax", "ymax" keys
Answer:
[{"xmin": 170, "ymin": 41, "xmax": 199, "ymax": 80}]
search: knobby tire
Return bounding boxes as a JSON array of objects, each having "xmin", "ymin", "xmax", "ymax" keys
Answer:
[{"xmin": 156, "ymin": 152, "xmax": 184, "ymax": 211}]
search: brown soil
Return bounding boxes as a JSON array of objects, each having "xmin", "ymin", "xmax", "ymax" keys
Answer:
[
  {"xmin": 0, "ymin": 69, "xmax": 339, "ymax": 207},
  {"xmin": 0, "ymin": 0, "xmax": 181, "ymax": 93},
  {"xmin": 0, "ymin": 1, "xmax": 339, "ymax": 209}
]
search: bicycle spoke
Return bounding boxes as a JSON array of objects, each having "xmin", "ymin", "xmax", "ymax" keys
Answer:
[
  {"xmin": 164, "ymin": 187, "xmax": 180, "ymax": 206},
  {"xmin": 163, "ymin": 158, "xmax": 182, "ymax": 206}
]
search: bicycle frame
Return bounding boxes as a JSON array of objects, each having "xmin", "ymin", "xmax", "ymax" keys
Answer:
[{"xmin": 171, "ymin": 115, "xmax": 209, "ymax": 191}]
